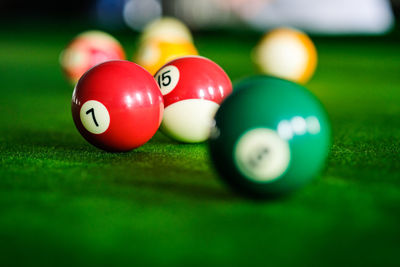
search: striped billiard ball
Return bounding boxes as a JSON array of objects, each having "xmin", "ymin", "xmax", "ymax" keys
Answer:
[
  {"xmin": 154, "ymin": 56, "xmax": 232, "ymax": 143},
  {"xmin": 134, "ymin": 38, "xmax": 198, "ymax": 75}
]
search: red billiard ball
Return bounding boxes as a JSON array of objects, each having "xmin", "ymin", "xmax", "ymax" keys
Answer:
[
  {"xmin": 154, "ymin": 56, "xmax": 232, "ymax": 143},
  {"xmin": 60, "ymin": 30, "xmax": 126, "ymax": 84},
  {"xmin": 71, "ymin": 60, "xmax": 164, "ymax": 152}
]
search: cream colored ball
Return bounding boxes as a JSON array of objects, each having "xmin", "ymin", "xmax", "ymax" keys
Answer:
[{"xmin": 253, "ymin": 28, "xmax": 317, "ymax": 84}]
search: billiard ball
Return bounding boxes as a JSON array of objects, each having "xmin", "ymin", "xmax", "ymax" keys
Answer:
[
  {"xmin": 71, "ymin": 60, "xmax": 163, "ymax": 152},
  {"xmin": 140, "ymin": 17, "xmax": 193, "ymax": 44},
  {"xmin": 134, "ymin": 38, "xmax": 198, "ymax": 75},
  {"xmin": 209, "ymin": 76, "xmax": 330, "ymax": 198},
  {"xmin": 60, "ymin": 30, "xmax": 125, "ymax": 84},
  {"xmin": 154, "ymin": 56, "xmax": 232, "ymax": 143},
  {"xmin": 252, "ymin": 28, "xmax": 317, "ymax": 84}
]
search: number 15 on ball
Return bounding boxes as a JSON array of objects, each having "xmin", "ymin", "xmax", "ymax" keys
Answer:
[{"xmin": 154, "ymin": 56, "xmax": 232, "ymax": 143}]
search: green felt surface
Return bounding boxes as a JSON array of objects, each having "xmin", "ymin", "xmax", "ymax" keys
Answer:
[{"xmin": 1, "ymin": 26, "xmax": 400, "ymax": 266}]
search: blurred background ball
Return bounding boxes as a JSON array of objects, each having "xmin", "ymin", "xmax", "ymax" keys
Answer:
[
  {"xmin": 123, "ymin": 0, "xmax": 162, "ymax": 32},
  {"xmin": 252, "ymin": 27, "xmax": 317, "ymax": 84},
  {"xmin": 134, "ymin": 38, "xmax": 198, "ymax": 75},
  {"xmin": 209, "ymin": 76, "xmax": 331, "ymax": 198},
  {"xmin": 93, "ymin": 0, "xmax": 126, "ymax": 30},
  {"xmin": 140, "ymin": 17, "xmax": 194, "ymax": 43},
  {"xmin": 60, "ymin": 30, "xmax": 126, "ymax": 84}
]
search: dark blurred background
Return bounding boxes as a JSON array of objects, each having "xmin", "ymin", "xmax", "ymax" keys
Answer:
[
  {"xmin": 0, "ymin": 0, "xmax": 398, "ymax": 34},
  {"xmin": 0, "ymin": 0, "xmax": 399, "ymax": 19}
]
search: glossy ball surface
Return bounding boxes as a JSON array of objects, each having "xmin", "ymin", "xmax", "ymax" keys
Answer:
[
  {"xmin": 71, "ymin": 60, "xmax": 164, "ymax": 152},
  {"xmin": 154, "ymin": 56, "xmax": 232, "ymax": 143},
  {"xmin": 60, "ymin": 31, "xmax": 125, "ymax": 84},
  {"xmin": 135, "ymin": 38, "xmax": 198, "ymax": 75},
  {"xmin": 209, "ymin": 76, "xmax": 330, "ymax": 198},
  {"xmin": 253, "ymin": 28, "xmax": 317, "ymax": 84}
]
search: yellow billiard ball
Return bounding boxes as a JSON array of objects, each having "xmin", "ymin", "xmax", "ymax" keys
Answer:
[
  {"xmin": 134, "ymin": 38, "xmax": 198, "ymax": 75},
  {"xmin": 140, "ymin": 17, "xmax": 193, "ymax": 44},
  {"xmin": 253, "ymin": 28, "xmax": 317, "ymax": 84}
]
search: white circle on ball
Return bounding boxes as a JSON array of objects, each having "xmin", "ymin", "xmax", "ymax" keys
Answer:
[
  {"xmin": 234, "ymin": 128, "xmax": 291, "ymax": 183},
  {"xmin": 155, "ymin": 65, "xmax": 180, "ymax": 95},
  {"xmin": 80, "ymin": 100, "xmax": 110, "ymax": 134}
]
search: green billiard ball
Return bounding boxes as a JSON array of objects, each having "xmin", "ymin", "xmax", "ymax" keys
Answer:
[{"xmin": 208, "ymin": 76, "xmax": 331, "ymax": 198}]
